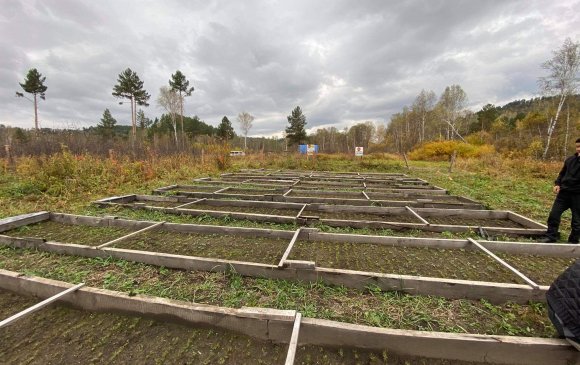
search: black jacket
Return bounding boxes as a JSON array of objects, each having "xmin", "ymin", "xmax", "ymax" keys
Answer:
[
  {"xmin": 546, "ymin": 259, "xmax": 580, "ymax": 340},
  {"xmin": 555, "ymin": 154, "xmax": 580, "ymax": 193}
]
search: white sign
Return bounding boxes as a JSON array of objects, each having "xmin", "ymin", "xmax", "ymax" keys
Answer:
[
  {"xmin": 307, "ymin": 144, "xmax": 316, "ymax": 156},
  {"xmin": 355, "ymin": 146, "xmax": 364, "ymax": 157}
]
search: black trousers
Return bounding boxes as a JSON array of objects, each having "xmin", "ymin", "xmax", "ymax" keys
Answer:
[{"xmin": 546, "ymin": 191, "xmax": 580, "ymax": 242}]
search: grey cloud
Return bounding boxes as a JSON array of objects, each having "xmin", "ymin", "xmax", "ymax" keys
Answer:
[{"xmin": 1, "ymin": 0, "xmax": 579, "ymax": 134}]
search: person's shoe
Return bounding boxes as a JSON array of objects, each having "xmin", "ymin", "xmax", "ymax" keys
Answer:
[{"xmin": 538, "ymin": 237, "xmax": 558, "ymax": 243}]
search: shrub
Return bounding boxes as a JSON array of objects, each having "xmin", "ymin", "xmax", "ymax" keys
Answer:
[{"xmin": 409, "ymin": 140, "xmax": 495, "ymax": 161}]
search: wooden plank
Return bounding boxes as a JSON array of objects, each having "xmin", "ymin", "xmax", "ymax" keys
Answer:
[
  {"xmin": 174, "ymin": 198, "xmax": 207, "ymax": 209},
  {"xmin": 362, "ymin": 191, "xmax": 370, "ymax": 200},
  {"xmin": 508, "ymin": 211, "xmax": 548, "ymax": 229},
  {"xmin": 296, "ymin": 204, "xmax": 308, "ymax": 219},
  {"xmin": 213, "ymin": 187, "xmax": 231, "ymax": 193},
  {"xmin": 0, "ymin": 283, "xmax": 85, "ymax": 328},
  {"xmin": 154, "ymin": 184, "xmax": 178, "ymax": 192},
  {"xmin": 202, "ymin": 199, "xmax": 303, "ymax": 209},
  {"xmin": 96, "ymin": 221, "xmax": 166, "ymax": 249},
  {"xmin": 0, "ymin": 211, "xmax": 50, "ymax": 233},
  {"xmin": 285, "ymin": 260, "xmax": 316, "ymax": 269},
  {"xmin": 283, "ymin": 189, "xmax": 293, "ymax": 197},
  {"xmin": 93, "ymin": 194, "xmax": 137, "ymax": 204},
  {"xmin": 50, "ymin": 212, "xmax": 109, "ymax": 227},
  {"xmin": 278, "ymin": 228, "xmax": 302, "ymax": 268},
  {"xmin": 320, "ymin": 219, "xmax": 426, "ymax": 231},
  {"xmin": 467, "ymin": 238, "xmax": 540, "ymax": 289},
  {"xmin": 414, "ymin": 207, "xmax": 508, "ymax": 219},
  {"xmin": 298, "ymin": 318, "xmax": 577, "ymax": 365},
  {"xmin": 135, "ymin": 194, "xmax": 179, "ymax": 203},
  {"xmin": 168, "ymin": 207, "xmax": 296, "ymax": 224},
  {"xmin": 405, "ymin": 206, "xmax": 430, "ymax": 224},
  {"xmin": 285, "ymin": 312, "xmax": 302, "ymax": 365}
]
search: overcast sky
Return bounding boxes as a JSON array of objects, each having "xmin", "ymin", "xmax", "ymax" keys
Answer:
[{"xmin": 1, "ymin": 0, "xmax": 579, "ymax": 136}]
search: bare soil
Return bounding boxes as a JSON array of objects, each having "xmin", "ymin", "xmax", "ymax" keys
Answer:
[
  {"xmin": 0, "ymin": 290, "xmax": 499, "ymax": 365},
  {"xmin": 3, "ymin": 221, "xmax": 290, "ymax": 265},
  {"xmin": 496, "ymin": 253, "xmax": 575, "ymax": 285},
  {"xmin": 289, "ymin": 191, "xmax": 365, "ymax": 199},
  {"xmin": 425, "ymin": 216, "xmax": 526, "ymax": 228},
  {"xmin": 306, "ymin": 210, "xmax": 422, "ymax": 223},
  {"xmin": 288, "ymin": 240, "xmax": 572, "ymax": 285},
  {"xmin": 187, "ymin": 203, "xmax": 299, "ymax": 216},
  {"xmin": 5, "ymin": 221, "xmax": 133, "ymax": 246},
  {"xmin": 115, "ymin": 230, "xmax": 290, "ymax": 265},
  {"xmin": 146, "ymin": 202, "xmax": 301, "ymax": 216}
]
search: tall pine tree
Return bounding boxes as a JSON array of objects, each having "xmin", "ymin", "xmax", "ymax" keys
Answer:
[
  {"xmin": 285, "ymin": 106, "xmax": 307, "ymax": 146},
  {"xmin": 169, "ymin": 70, "xmax": 194, "ymax": 141},
  {"xmin": 17, "ymin": 68, "xmax": 47, "ymax": 130},
  {"xmin": 112, "ymin": 68, "xmax": 150, "ymax": 137}
]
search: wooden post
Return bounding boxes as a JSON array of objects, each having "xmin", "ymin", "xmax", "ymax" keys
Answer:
[
  {"xmin": 449, "ymin": 150, "xmax": 457, "ymax": 173},
  {"xmin": 108, "ymin": 149, "xmax": 115, "ymax": 161},
  {"xmin": 201, "ymin": 148, "xmax": 205, "ymax": 165},
  {"xmin": 5, "ymin": 145, "xmax": 15, "ymax": 171},
  {"xmin": 402, "ymin": 153, "xmax": 410, "ymax": 170}
]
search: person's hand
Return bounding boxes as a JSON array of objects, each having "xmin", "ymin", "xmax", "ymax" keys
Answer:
[{"xmin": 553, "ymin": 185, "xmax": 560, "ymax": 194}]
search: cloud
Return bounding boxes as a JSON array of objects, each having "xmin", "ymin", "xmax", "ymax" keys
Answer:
[{"xmin": 1, "ymin": 0, "xmax": 579, "ymax": 135}]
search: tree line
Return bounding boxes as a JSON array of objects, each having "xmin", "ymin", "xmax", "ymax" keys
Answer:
[{"xmin": 15, "ymin": 68, "xmax": 310, "ymax": 151}]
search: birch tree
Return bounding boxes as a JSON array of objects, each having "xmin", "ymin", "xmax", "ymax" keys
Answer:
[
  {"xmin": 237, "ymin": 111, "xmax": 254, "ymax": 150},
  {"xmin": 539, "ymin": 38, "xmax": 580, "ymax": 159},
  {"xmin": 157, "ymin": 86, "xmax": 181, "ymax": 145},
  {"xmin": 412, "ymin": 89, "xmax": 436, "ymax": 142},
  {"xmin": 438, "ymin": 85, "xmax": 467, "ymax": 142}
]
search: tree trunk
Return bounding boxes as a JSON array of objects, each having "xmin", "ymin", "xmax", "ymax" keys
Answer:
[
  {"xmin": 564, "ymin": 104, "xmax": 570, "ymax": 158},
  {"xmin": 244, "ymin": 134, "xmax": 247, "ymax": 150},
  {"xmin": 172, "ymin": 117, "xmax": 178, "ymax": 147},
  {"xmin": 445, "ymin": 120, "xmax": 466, "ymax": 143},
  {"xmin": 180, "ymin": 93, "xmax": 184, "ymax": 150},
  {"xmin": 131, "ymin": 95, "xmax": 136, "ymax": 138},
  {"xmin": 420, "ymin": 114, "xmax": 425, "ymax": 142},
  {"xmin": 34, "ymin": 94, "xmax": 38, "ymax": 130},
  {"xmin": 542, "ymin": 94, "xmax": 567, "ymax": 159}
]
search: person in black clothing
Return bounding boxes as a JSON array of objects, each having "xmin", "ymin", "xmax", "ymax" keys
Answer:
[
  {"xmin": 539, "ymin": 138, "xmax": 580, "ymax": 243},
  {"xmin": 546, "ymin": 259, "xmax": 580, "ymax": 345}
]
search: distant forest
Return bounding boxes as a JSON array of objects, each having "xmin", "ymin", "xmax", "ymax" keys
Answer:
[{"xmin": 1, "ymin": 94, "xmax": 579, "ymax": 160}]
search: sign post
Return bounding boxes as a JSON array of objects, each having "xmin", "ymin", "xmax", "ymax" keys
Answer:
[{"xmin": 355, "ymin": 146, "xmax": 364, "ymax": 157}]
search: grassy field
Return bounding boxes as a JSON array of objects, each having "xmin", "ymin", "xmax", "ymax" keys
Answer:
[{"xmin": 0, "ymin": 152, "xmax": 569, "ymax": 347}]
